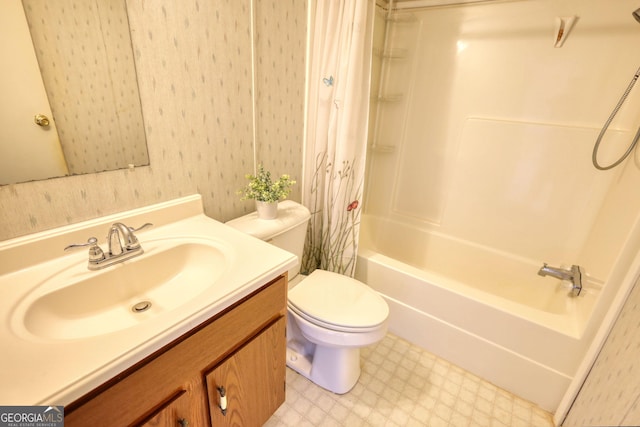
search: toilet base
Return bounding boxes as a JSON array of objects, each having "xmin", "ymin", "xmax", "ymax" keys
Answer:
[{"xmin": 286, "ymin": 345, "xmax": 361, "ymax": 394}]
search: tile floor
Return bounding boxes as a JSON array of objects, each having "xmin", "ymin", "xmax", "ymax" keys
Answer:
[{"xmin": 265, "ymin": 334, "xmax": 555, "ymax": 427}]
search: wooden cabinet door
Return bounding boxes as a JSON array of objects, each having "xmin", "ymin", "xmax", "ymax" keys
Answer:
[{"xmin": 206, "ymin": 317, "xmax": 286, "ymax": 427}]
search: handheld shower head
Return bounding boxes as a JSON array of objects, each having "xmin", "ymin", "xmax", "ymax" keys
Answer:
[{"xmin": 634, "ymin": 8, "xmax": 640, "ymax": 24}]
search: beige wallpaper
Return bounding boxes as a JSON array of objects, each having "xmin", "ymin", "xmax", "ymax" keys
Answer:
[
  {"xmin": 563, "ymin": 274, "xmax": 640, "ymax": 426},
  {"xmin": 23, "ymin": 0, "xmax": 148, "ymax": 174},
  {"xmin": 254, "ymin": 0, "xmax": 306, "ymax": 202},
  {"xmin": 0, "ymin": 0, "xmax": 306, "ymax": 241}
]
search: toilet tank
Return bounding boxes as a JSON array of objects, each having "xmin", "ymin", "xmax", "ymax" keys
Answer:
[{"xmin": 226, "ymin": 200, "xmax": 311, "ymax": 279}]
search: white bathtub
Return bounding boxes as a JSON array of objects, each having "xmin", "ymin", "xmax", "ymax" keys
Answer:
[{"xmin": 354, "ymin": 214, "xmax": 600, "ymax": 412}]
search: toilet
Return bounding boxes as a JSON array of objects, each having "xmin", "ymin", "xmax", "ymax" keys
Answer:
[{"xmin": 226, "ymin": 200, "xmax": 389, "ymax": 394}]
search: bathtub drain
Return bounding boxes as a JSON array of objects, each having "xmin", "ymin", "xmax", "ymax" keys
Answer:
[{"xmin": 131, "ymin": 301, "xmax": 152, "ymax": 313}]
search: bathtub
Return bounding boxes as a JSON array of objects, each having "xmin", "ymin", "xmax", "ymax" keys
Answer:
[{"xmin": 354, "ymin": 214, "xmax": 600, "ymax": 412}]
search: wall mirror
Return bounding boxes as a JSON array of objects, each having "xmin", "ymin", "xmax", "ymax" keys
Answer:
[{"xmin": 0, "ymin": 0, "xmax": 149, "ymax": 185}]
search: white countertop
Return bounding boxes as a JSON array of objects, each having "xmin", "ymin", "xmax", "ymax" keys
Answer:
[{"xmin": 0, "ymin": 195, "xmax": 296, "ymax": 406}]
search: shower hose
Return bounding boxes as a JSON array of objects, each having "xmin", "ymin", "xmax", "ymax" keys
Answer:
[{"xmin": 592, "ymin": 65, "xmax": 640, "ymax": 170}]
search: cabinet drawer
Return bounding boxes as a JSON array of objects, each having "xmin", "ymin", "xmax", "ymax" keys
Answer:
[{"xmin": 65, "ymin": 276, "xmax": 287, "ymax": 426}]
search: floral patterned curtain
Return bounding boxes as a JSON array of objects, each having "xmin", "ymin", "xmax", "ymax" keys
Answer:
[{"xmin": 301, "ymin": 0, "xmax": 375, "ymax": 277}]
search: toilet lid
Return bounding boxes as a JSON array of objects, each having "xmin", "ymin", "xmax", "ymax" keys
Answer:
[{"xmin": 288, "ymin": 270, "xmax": 389, "ymax": 330}]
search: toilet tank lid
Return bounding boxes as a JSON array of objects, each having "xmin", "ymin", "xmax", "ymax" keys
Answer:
[{"xmin": 225, "ymin": 200, "xmax": 311, "ymax": 240}]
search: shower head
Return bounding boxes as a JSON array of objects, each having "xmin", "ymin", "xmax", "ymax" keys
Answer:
[{"xmin": 634, "ymin": 8, "xmax": 640, "ymax": 24}]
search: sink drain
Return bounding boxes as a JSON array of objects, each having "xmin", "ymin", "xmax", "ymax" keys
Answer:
[{"xmin": 131, "ymin": 301, "xmax": 152, "ymax": 313}]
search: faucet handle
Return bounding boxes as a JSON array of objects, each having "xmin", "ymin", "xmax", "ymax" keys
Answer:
[
  {"xmin": 64, "ymin": 237, "xmax": 106, "ymax": 262},
  {"xmin": 128, "ymin": 223, "xmax": 153, "ymax": 233}
]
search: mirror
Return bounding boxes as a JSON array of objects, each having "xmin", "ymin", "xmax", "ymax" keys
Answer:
[{"xmin": 0, "ymin": 0, "xmax": 149, "ymax": 185}]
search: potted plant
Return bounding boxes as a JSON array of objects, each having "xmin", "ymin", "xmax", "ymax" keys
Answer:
[{"xmin": 238, "ymin": 165, "xmax": 296, "ymax": 219}]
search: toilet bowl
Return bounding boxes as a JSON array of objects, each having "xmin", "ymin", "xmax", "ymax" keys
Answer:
[
  {"xmin": 226, "ymin": 200, "xmax": 389, "ymax": 394},
  {"xmin": 286, "ymin": 269, "xmax": 388, "ymax": 393}
]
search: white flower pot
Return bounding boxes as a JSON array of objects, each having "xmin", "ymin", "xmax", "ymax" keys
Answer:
[{"xmin": 256, "ymin": 201, "xmax": 278, "ymax": 219}]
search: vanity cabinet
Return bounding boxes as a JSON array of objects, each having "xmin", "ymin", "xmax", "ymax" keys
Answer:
[{"xmin": 64, "ymin": 275, "xmax": 287, "ymax": 427}]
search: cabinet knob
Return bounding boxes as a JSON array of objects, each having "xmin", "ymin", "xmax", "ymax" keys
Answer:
[
  {"xmin": 217, "ymin": 386, "xmax": 227, "ymax": 416},
  {"xmin": 177, "ymin": 419, "xmax": 189, "ymax": 427}
]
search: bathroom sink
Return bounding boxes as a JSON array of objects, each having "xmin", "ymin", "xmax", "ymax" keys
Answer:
[
  {"xmin": 15, "ymin": 239, "xmax": 228, "ymax": 340},
  {"xmin": 0, "ymin": 194, "xmax": 297, "ymax": 406}
]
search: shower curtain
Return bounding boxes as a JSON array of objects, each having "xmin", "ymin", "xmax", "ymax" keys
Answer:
[{"xmin": 301, "ymin": 0, "xmax": 375, "ymax": 277}]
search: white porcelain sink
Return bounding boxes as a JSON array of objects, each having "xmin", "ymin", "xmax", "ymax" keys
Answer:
[
  {"xmin": 0, "ymin": 195, "xmax": 297, "ymax": 406},
  {"xmin": 16, "ymin": 239, "xmax": 228, "ymax": 340}
]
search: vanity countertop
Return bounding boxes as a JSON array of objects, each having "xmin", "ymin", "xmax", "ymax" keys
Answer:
[{"xmin": 0, "ymin": 195, "xmax": 296, "ymax": 406}]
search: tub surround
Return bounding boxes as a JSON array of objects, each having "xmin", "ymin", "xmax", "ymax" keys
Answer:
[
  {"xmin": 363, "ymin": 0, "xmax": 640, "ymax": 415},
  {"xmin": 0, "ymin": 195, "xmax": 296, "ymax": 406}
]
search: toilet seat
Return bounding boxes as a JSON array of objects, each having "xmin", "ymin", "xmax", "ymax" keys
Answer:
[{"xmin": 288, "ymin": 270, "xmax": 389, "ymax": 333}]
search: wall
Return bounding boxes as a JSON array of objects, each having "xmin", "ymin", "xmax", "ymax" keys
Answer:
[
  {"xmin": 0, "ymin": 0, "xmax": 306, "ymax": 241},
  {"xmin": 563, "ymin": 272, "xmax": 640, "ymax": 426},
  {"xmin": 365, "ymin": 0, "xmax": 640, "ymax": 281},
  {"xmin": 253, "ymin": 0, "xmax": 306, "ymax": 197}
]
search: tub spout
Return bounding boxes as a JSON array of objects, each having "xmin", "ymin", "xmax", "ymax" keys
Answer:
[{"xmin": 538, "ymin": 263, "xmax": 583, "ymax": 296}]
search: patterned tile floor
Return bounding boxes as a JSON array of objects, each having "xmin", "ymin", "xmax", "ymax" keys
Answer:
[{"xmin": 265, "ymin": 334, "xmax": 555, "ymax": 427}]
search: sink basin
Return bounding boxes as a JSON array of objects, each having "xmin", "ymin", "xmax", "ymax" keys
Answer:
[
  {"xmin": 0, "ymin": 194, "xmax": 297, "ymax": 406},
  {"xmin": 16, "ymin": 239, "xmax": 228, "ymax": 340}
]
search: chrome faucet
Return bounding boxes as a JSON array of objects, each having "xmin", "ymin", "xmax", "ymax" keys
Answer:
[
  {"xmin": 537, "ymin": 263, "xmax": 583, "ymax": 296},
  {"xmin": 65, "ymin": 222, "xmax": 152, "ymax": 270},
  {"xmin": 108, "ymin": 222, "xmax": 142, "ymax": 256}
]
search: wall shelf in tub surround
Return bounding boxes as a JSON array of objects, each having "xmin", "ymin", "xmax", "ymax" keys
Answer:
[{"xmin": 0, "ymin": 194, "xmax": 296, "ymax": 408}]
